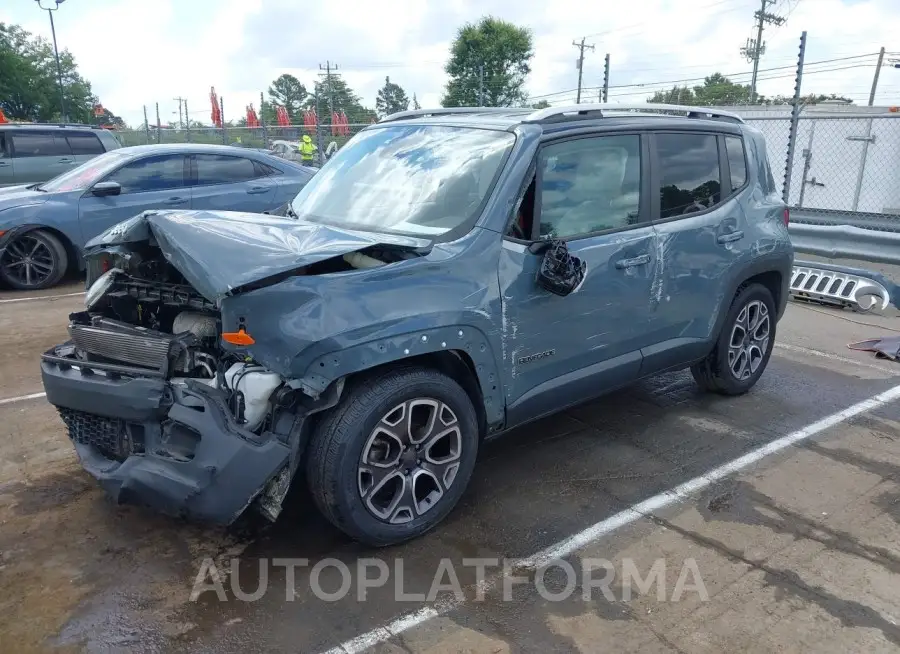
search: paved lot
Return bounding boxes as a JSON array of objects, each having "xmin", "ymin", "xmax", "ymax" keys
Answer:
[{"xmin": 0, "ymin": 283, "xmax": 898, "ymax": 653}]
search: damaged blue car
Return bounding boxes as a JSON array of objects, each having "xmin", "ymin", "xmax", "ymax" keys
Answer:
[{"xmin": 40, "ymin": 104, "xmax": 793, "ymax": 546}]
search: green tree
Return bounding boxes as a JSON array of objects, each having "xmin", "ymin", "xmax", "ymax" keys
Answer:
[
  {"xmin": 375, "ymin": 76, "xmax": 410, "ymax": 117},
  {"xmin": 0, "ymin": 22, "xmax": 98, "ymax": 123},
  {"xmin": 648, "ymin": 73, "xmax": 763, "ymax": 106},
  {"xmin": 267, "ymin": 73, "xmax": 307, "ymax": 121},
  {"xmin": 412, "ymin": 93, "xmax": 421, "ymax": 110},
  {"xmin": 530, "ymin": 99, "xmax": 551, "ymax": 109},
  {"xmin": 441, "ymin": 16, "xmax": 533, "ymax": 107},
  {"xmin": 304, "ymin": 76, "xmax": 376, "ymax": 124},
  {"xmin": 767, "ymin": 93, "xmax": 854, "ymax": 105}
]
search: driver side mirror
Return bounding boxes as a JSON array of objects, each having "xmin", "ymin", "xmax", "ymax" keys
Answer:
[
  {"xmin": 535, "ymin": 239, "xmax": 586, "ymax": 297},
  {"xmin": 91, "ymin": 181, "xmax": 121, "ymax": 197}
]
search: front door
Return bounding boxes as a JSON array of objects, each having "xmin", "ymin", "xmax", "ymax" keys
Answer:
[
  {"xmin": 641, "ymin": 130, "xmax": 750, "ymax": 373},
  {"xmin": 78, "ymin": 153, "xmax": 190, "ymax": 242},
  {"xmin": 189, "ymin": 154, "xmax": 277, "ymax": 213},
  {"xmin": 499, "ymin": 132, "xmax": 659, "ymax": 426}
]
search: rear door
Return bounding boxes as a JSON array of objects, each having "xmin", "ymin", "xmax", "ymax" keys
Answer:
[
  {"xmin": 66, "ymin": 131, "xmax": 107, "ymax": 165},
  {"xmin": 189, "ymin": 153, "xmax": 277, "ymax": 213},
  {"xmin": 0, "ymin": 132, "xmax": 13, "ymax": 187},
  {"xmin": 641, "ymin": 129, "xmax": 750, "ymax": 373},
  {"xmin": 78, "ymin": 153, "xmax": 190, "ymax": 241},
  {"xmin": 9, "ymin": 130, "xmax": 76, "ymax": 184}
]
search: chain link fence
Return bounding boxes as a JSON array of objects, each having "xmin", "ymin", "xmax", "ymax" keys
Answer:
[
  {"xmin": 744, "ymin": 112, "xmax": 900, "ymax": 222},
  {"xmin": 115, "ymin": 123, "xmax": 370, "ymax": 164}
]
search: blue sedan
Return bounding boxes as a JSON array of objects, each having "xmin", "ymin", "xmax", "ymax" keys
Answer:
[{"xmin": 0, "ymin": 143, "xmax": 316, "ymax": 289}]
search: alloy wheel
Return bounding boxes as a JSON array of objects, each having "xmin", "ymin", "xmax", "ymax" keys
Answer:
[
  {"xmin": 728, "ymin": 299, "xmax": 770, "ymax": 381},
  {"xmin": 0, "ymin": 234, "xmax": 56, "ymax": 288},
  {"xmin": 358, "ymin": 398, "xmax": 463, "ymax": 525}
]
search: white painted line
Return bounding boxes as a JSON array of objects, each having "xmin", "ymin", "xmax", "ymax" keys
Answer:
[
  {"xmin": 0, "ymin": 391, "xmax": 46, "ymax": 406},
  {"xmin": 775, "ymin": 342, "xmax": 897, "ymax": 375},
  {"xmin": 0, "ymin": 291, "xmax": 85, "ymax": 305},
  {"xmin": 318, "ymin": 383, "xmax": 900, "ymax": 654}
]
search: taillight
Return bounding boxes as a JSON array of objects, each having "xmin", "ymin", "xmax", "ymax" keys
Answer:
[
  {"xmin": 783, "ymin": 207, "xmax": 790, "ymax": 226},
  {"xmin": 101, "ymin": 257, "xmax": 111, "ymax": 273}
]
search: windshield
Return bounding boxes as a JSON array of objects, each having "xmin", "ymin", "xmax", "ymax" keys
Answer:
[
  {"xmin": 289, "ymin": 125, "xmax": 515, "ymax": 237},
  {"xmin": 39, "ymin": 150, "xmax": 132, "ymax": 193}
]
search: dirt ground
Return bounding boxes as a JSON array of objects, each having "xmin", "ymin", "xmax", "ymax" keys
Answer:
[{"xmin": 0, "ymin": 281, "xmax": 898, "ymax": 653}]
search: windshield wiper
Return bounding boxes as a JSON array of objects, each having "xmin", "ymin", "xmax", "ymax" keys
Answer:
[
  {"xmin": 26, "ymin": 183, "xmax": 47, "ymax": 192},
  {"xmin": 285, "ymin": 204, "xmax": 298, "ymax": 219}
]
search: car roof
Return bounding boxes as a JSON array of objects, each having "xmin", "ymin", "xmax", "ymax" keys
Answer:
[
  {"xmin": 0, "ymin": 123, "xmax": 110, "ymax": 132},
  {"xmin": 375, "ymin": 104, "xmax": 747, "ymax": 133},
  {"xmin": 113, "ymin": 143, "xmax": 275, "ymax": 157}
]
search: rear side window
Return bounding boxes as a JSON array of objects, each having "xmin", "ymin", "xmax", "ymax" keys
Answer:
[
  {"xmin": 254, "ymin": 161, "xmax": 282, "ymax": 176},
  {"xmin": 105, "ymin": 154, "xmax": 185, "ymax": 193},
  {"xmin": 194, "ymin": 154, "xmax": 262, "ymax": 186},
  {"xmin": 10, "ymin": 131, "xmax": 72, "ymax": 158},
  {"xmin": 67, "ymin": 132, "xmax": 105, "ymax": 155},
  {"xmin": 656, "ymin": 133, "xmax": 721, "ymax": 219},
  {"xmin": 725, "ymin": 136, "xmax": 747, "ymax": 190}
]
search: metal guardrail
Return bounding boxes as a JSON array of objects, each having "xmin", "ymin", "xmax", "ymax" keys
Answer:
[{"xmin": 788, "ymin": 223, "xmax": 900, "ymax": 266}]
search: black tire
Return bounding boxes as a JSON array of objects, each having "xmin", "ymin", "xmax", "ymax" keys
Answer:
[
  {"xmin": 306, "ymin": 366, "xmax": 480, "ymax": 547},
  {"xmin": 0, "ymin": 229, "xmax": 68, "ymax": 290},
  {"xmin": 691, "ymin": 283, "xmax": 776, "ymax": 395}
]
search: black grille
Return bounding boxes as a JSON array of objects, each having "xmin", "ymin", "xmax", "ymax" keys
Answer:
[{"xmin": 58, "ymin": 408, "xmax": 143, "ymax": 462}]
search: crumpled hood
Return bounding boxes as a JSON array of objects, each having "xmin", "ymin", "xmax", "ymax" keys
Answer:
[{"xmin": 85, "ymin": 210, "xmax": 431, "ymax": 303}]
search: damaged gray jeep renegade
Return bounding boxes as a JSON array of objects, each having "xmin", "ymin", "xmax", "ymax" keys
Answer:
[{"xmin": 41, "ymin": 104, "xmax": 793, "ymax": 546}]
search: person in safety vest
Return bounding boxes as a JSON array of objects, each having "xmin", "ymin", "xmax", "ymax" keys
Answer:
[{"xmin": 299, "ymin": 134, "xmax": 317, "ymax": 164}]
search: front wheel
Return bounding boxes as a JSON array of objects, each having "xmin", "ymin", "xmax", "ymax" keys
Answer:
[
  {"xmin": 306, "ymin": 367, "xmax": 480, "ymax": 546},
  {"xmin": 0, "ymin": 229, "xmax": 68, "ymax": 290},
  {"xmin": 691, "ymin": 283, "xmax": 776, "ymax": 395}
]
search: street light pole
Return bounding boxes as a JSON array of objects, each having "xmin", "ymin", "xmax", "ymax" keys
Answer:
[{"xmin": 35, "ymin": 0, "xmax": 67, "ymax": 122}]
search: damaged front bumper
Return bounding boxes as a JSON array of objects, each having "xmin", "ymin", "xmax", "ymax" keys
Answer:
[{"xmin": 40, "ymin": 344, "xmax": 290, "ymax": 524}]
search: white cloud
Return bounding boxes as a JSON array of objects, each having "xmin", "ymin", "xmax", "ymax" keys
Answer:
[{"xmin": 3, "ymin": 0, "xmax": 899, "ymax": 129}]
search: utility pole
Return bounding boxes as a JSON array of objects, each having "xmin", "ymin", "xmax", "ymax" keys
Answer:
[
  {"xmin": 602, "ymin": 53, "xmax": 610, "ymax": 102},
  {"xmin": 184, "ymin": 99, "xmax": 190, "ymax": 142},
  {"xmin": 318, "ymin": 61, "xmax": 339, "ymax": 119},
  {"xmin": 143, "ymin": 105, "xmax": 150, "ymax": 144},
  {"xmin": 572, "ymin": 38, "xmax": 595, "ymax": 104},
  {"xmin": 869, "ymin": 47, "xmax": 886, "ymax": 106},
  {"xmin": 173, "ymin": 96, "xmax": 185, "ymax": 129},
  {"xmin": 740, "ymin": 0, "xmax": 786, "ymax": 103},
  {"xmin": 35, "ymin": 1, "xmax": 68, "ymax": 121},
  {"xmin": 155, "ymin": 102, "xmax": 161, "ymax": 144}
]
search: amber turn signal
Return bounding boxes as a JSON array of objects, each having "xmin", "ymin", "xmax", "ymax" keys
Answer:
[{"xmin": 222, "ymin": 328, "xmax": 255, "ymax": 346}]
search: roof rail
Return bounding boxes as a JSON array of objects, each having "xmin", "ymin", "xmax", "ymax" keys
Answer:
[
  {"xmin": 524, "ymin": 103, "xmax": 745, "ymax": 124},
  {"xmin": 379, "ymin": 107, "xmax": 527, "ymax": 123},
  {"xmin": 2, "ymin": 122, "xmax": 102, "ymax": 129}
]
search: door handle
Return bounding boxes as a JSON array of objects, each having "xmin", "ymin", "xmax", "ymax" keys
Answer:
[
  {"xmin": 716, "ymin": 231, "xmax": 744, "ymax": 244},
  {"xmin": 615, "ymin": 254, "xmax": 651, "ymax": 269},
  {"xmin": 57, "ymin": 158, "xmax": 74, "ymax": 164},
  {"xmin": 0, "ymin": 161, "xmax": 9, "ymax": 167},
  {"xmin": 246, "ymin": 185, "xmax": 270, "ymax": 194},
  {"xmin": 163, "ymin": 196, "xmax": 188, "ymax": 205}
]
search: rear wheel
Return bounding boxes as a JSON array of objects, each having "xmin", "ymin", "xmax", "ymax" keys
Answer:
[
  {"xmin": 0, "ymin": 229, "xmax": 68, "ymax": 290},
  {"xmin": 691, "ymin": 283, "xmax": 776, "ymax": 395},
  {"xmin": 306, "ymin": 366, "xmax": 479, "ymax": 546}
]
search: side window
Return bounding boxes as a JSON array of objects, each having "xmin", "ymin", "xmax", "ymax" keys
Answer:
[
  {"xmin": 10, "ymin": 131, "xmax": 72, "ymax": 158},
  {"xmin": 194, "ymin": 154, "xmax": 261, "ymax": 186},
  {"xmin": 0, "ymin": 133, "xmax": 7, "ymax": 159},
  {"xmin": 67, "ymin": 132, "xmax": 105, "ymax": 155},
  {"xmin": 656, "ymin": 133, "xmax": 721, "ymax": 219},
  {"xmin": 537, "ymin": 134, "xmax": 642, "ymax": 239},
  {"xmin": 254, "ymin": 161, "xmax": 281, "ymax": 176},
  {"xmin": 104, "ymin": 155, "xmax": 185, "ymax": 193},
  {"xmin": 725, "ymin": 136, "xmax": 747, "ymax": 190}
]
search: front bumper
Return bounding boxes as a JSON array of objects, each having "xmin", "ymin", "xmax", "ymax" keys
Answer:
[{"xmin": 41, "ymin": 344, "xmax": 289, "ymax": 524}]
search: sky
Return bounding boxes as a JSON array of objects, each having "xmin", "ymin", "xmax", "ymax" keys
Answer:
[{"xmin": 2, "ymin": 0, "xmax": 899, "ymax": 128}]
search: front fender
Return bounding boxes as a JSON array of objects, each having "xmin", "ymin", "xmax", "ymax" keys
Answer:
[{"xmin": 296, "ymin": 323, "xmax": 505, "ymax": 426}]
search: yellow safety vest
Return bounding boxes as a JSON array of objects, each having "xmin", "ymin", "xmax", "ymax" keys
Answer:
[{"xmin": 299, "ymin": 141, "xmax": 315, "ymax": 161}]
